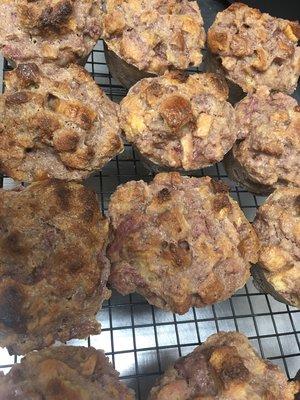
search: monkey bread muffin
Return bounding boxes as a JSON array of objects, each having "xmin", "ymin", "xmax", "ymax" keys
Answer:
[
  {"xmin": 208, "ymin": 3, "xmax": 300, "ymax": 94},
  {"xmin": 0, "ymin": 63, "xmax": 123, "ymax": 182},
  {"xmin": 107, "ymin": 173, "xmax": 258, "ymax": 314},
  {"xmin": 148, "ymin": 332, "xmax": 300, "ymax": 400},
  {"xmin": 252, "ymin": 187, "xmax": 300, "ymax": 308},
  {"xmin": 0, "ymin": 346, "xmax": 135, "ymax": 400},
  {"xmin": 0, "ymin": 0, "xmax": 102, "ymax": 66},
  {"xmin": 0, "ymin": 180, "xmax": 111, "ymax": 355},
  {"xmin": 225, "ymin": 86, "xmax": 300, "ymax": 194},
  {"xmin": 101, "ymin": 0, "xmax": 206, "ymax": 88},
  {"xmin": 120, "ymin": 72, "xmax": 237, "ymax": 171}
]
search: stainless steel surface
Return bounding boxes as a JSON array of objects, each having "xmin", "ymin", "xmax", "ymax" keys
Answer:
[{"xmin": 0, "ymin": 1, "xmax": 299, "ymax": 398}]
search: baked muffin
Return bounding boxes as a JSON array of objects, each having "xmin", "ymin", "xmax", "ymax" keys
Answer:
[
  {"xmin": 0, "ymin": 63, "xmax": 123, "ymax": 182},
  {"xmin": 107, "ymin": 173, "xmax": 258, "ymax": 314},
  {"xmin": 0, "ymin": 0, "xmax": 102, "ymax": 66},
  {"xmin": 148, "ymin": 331, "xmax": 299, "ymax": 400},
  {"xmin": 252, "ymin": 187, "xmax": 300, "ymax": 308},
  {"xmin": 120, "ymin": 71, "xmax": 237, "ymax": 172},
  {"xmin": 207, "ymin": 3, "xmax": 300, "ymax": 94},
  {"xmin": 224, "ymin": 86, "xmax": 300, "ymax": 195},
  {"xmin": 101, "ymin": 0, "xmax": 206, "ymax": 88},
  {"xmin": 0, "ymin": 345, "xmax": 135, "ymax": 400},
  {"xmin": 0, "ymin": 180, "xmax": 110, "ymax": 355}
]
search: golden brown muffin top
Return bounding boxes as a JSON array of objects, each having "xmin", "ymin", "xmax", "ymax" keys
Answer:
[
  {"xmin": 101, "ymin": 0, "xmax": 206, "ymax": 74},
  {"xmin": 108, "ymin": 173, "xmax": 258, "ymax": 314},
  {"xmin": 232, "ymin": 86, "xmax": 300, "ymax": 191},
  {"xmin": 149, "ymin": 332, "xmax": 299, "ymax": 400},
  {"xmin": 0, "ymin": 180, "xmax": 110, "ymax": 355},
  {"xmin": 120, "ymin": 71, "xmax": 237, "ymax": 170},
  {"xmin": 208, "ymin": 3, "xmax": 300, "ymax": 93},
  {"xmin": 0, "ymin": 63, "xmax": 123, "ymax": 182},
  {"xmin": 253, "ymin": 187, "xmax": 300, "ymax": 308},
  {"xmin": 0, "ymin": 346, "xmax": 135, "ymax": 400},
  {"xmin": 0, "ymin": 0, "xmax": 102, "ymax": 66}
]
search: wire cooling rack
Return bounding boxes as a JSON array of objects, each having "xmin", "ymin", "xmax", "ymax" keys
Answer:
[{"xmin": 0, "ymin": 2, "xmax": 299, "ymax": 398}]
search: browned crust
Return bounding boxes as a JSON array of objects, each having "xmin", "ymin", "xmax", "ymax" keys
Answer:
[
  {"xmin": 101, "ymin": 0, "xmax": 206, "ymax": 75},
  {"xmin": 207, "ymin": 3, "xmax": 300, "ymax": 93},
  {"xmin": 107, "ymin": 172, "xmax": 258, "ymax": 314},
  {"xmin": 120, "ymin": 72, "xmax": 237, "ymax": 171},
  {"xmin": 0, "ymin": 180, "xmax": 111, "ymax": 354},
  {"xmin": 0, "ymin": 346, "xmax": 135, "ymax": 399},
  {"xmin": 0, "ymin": 63, "xmax": 123, "ymax": 182},
  {"xmin": 0, "ymin": 0, "xmax": 102, "ymax": 66},
  {"xmin": 252, "ymin": 187, "xmax": 300, "ymax": 308},
  {"xmin": 148, "ymin": 332, "xmax": 299, "ymax": 399},
  {"xmin": 224, "ymin": 88, "xmax": 300, "ymax": 194}
]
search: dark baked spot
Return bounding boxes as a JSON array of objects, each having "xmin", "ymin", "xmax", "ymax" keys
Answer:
[
  {"xmin": 46, "ymin": 378, "xmax": 64, "ymax": 395},
  {"xmin": 210, "ymin": 179, "xmax": 229, "ymax": 193},
  {"xmin": 3, "ymin": 231, "xmax": 26, "ymax": 255},
  {"xmin": 157, "ymin": 188, "xmax": 171, "ymax": 202},
  {"xmin": 295, "ymin": 105, "xmax": 300, "ymax": 112},
  {"xmin": 54, "ymin": 183, "xmax": 71, "ymax": 211},
  {"xmin": 163, "ymin": 241, "xmax": 192, "ymax": 269},
  {"xmin": 219, "ymin": 355, "xmax": 249, "ymax": 383},
  {"xmin": 159, "ymin": 95, "xmax": 195, "ymax": 133},
  {"xmin": 168, "ymin": 70, "xmax": 189, "ymax": 83},
  {"xmin": 5, "ymin": 92, "xmax": 29, "ymax": 107},
  {"xmin": 213, "ymin": 194, "xmax": 231, "ymax": 212},
  {"xmin": 16, "ymin": 63, "xmax": 40, "ymax": 86},
  {"xmin": 69, "ymin": 261, "xmax": 84, "ymax": 273},
  {"xmin": 39, "ymin": 1, "xmax": 73, "ymax": 30},
  {"xmin": 0, "ymin": 286, "xmax": 27, "ymax": 333},
  {"xmin": 145, "ymin": 81, "xmax": 163, "ymax": 101},
  {"xmin": 34, "ymin": 115, "xmax": 60, "ymax": 139},
  {"xmin": 22, "ymin": 265, "xmax": 47, "ymax": 285}
]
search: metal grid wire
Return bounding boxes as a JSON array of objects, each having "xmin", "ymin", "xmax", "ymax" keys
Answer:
[{"xmin": 0, "ymin": 36, "xmax": 300, "ymax": 400}]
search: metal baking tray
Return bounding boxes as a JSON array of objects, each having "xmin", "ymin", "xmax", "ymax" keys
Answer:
[{"xmin": 0, "ymin": 1, "xmax": 299, "ymax": 398}]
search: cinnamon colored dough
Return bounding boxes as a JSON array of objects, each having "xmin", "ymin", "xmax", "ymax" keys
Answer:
[
  {"xmin": 0, "ymin": 345, "xmax": 135, "ymax": 399},
  {"xmin": 149, "ymin": 332, "xmax": 299, "ymax": 400},
  {"xmin": 0, "ymin": 180, "xmax": 110, "ymax": 355},
  {"xmin": 0, "ymin": 63, "xmax": 123, "ymax": 182},
  {"xmin": 120, "ymin": 72, "xmax": 237, "ymax": 171},
  {"xmin": 225, "ymin": 86, "xmax": 300, "ymax": 194},
  {"xmin": 0, "ymin": 0, "xmax": 102, "ymax": 66},
  {"xmin": 101, "ymin": 0, "xmax": 205, "ymax": 75},
  {"xmin": 208, "ymin": 3, "xmax": 300, "ymax": 94},
  {"xmin": 252, "ymin": 187, "xmax": 300, "ymax": 308},
  {"xmin": 108, "ymin": 173, "xmax": 258, "ymax": 314}
]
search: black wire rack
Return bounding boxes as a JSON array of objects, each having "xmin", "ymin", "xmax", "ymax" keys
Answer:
[{"xmin": 0, "ymin": 29, "xmax": 300, "ymax": 400}]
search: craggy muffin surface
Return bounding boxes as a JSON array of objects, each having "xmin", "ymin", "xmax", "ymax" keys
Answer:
[
  {"xmin": 226, "ymin": 87, "xmax": 300, "ymax": 194},
  {"xmin": 0, "ymin": 180, "xmax": 110, "ymax": 355},
  {"xmin": 108, "ymin": 173, "xmax": 258, "ymax": 314},
  {"xmin": 0, "ymin": 63, "xmax": 123, "ymax": 182},
  {"xmin": 148, "ymin": 332, "xmax": 299, "ymax": 400},
  {"xmin": 0, "ymin": 346, "xmax": 135, "ymax": 400},
  {"xmin": 253, "ymin": 188, "xmax": 300, "ymax": 308},
  {"xmin": 120, "ymin": 72, "xmax": 237, "ymax": 171},
  {"xmin": 101, "ymin": 0, "xmax": 206, "ymax": 74},
  {"xmin": 0, "ymin": 0, "xmax": 102, "ymax": 66},
  {"xmin": 208, "ymin": 3, "xmax": 300, "ymax": 93}
]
